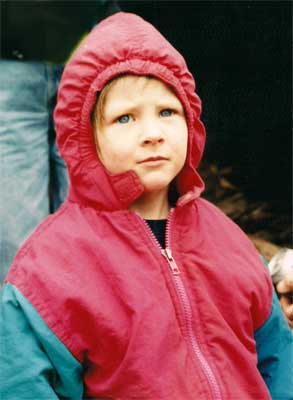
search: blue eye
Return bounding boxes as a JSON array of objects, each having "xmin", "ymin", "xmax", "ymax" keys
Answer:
[
  {"xmin": 117, "ymin": 115, "xmax": 130, "ymax": 124},
  {"xmin": 160, "ymin": 109, "xmax": 173, "ymax": 117}
]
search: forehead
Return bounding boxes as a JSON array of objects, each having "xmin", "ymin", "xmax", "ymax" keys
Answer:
[{"xmin": 104, "ymin": 75, "xmax": 182, "ymax": 107}]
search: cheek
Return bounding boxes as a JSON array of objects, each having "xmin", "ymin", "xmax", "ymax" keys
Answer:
[
  {"xmin": 98, "ymin": 137, "xmax": 134, "ymax": 173},
  {"xmin": 182, "ymin": 129, "xmax": 188, "ymax": 154},
  {"xmin": 173, "ymin": 125, "xmax": 188, "ymax": 164}
]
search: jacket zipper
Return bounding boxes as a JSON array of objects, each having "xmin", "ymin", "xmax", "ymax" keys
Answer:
[{"xmin": 136, "ymin": 209, "xmax": 222, "ymax": 400}]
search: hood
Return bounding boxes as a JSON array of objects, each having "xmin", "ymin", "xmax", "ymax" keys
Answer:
[{"xmin": 54, "ymin": 12, "xmax": 206, "ymax": 211}]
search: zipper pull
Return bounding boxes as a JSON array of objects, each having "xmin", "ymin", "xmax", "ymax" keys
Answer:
[{"xmin": 162, "ymin": 248, "xmax": 180, "ymax": 275}]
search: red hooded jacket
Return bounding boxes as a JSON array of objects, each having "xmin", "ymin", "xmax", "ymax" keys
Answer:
[{"xmin": 6, "ymin": 12, "xmax": 278, "ymax": 399}]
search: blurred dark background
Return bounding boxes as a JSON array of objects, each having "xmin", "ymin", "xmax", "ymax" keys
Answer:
[{"xmin": 120, "ymin": 1, "xmax": 292, "ymax": 218}]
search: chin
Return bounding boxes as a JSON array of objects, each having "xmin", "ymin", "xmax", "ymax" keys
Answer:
[{"xmin": 142, "ymin": 178, "xmax": 172, "ymax": 193}]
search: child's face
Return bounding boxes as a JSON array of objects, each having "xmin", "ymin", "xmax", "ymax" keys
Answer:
[{"xmin": 94, "ymin": 76, "xmax": 188, "ymax": 194}]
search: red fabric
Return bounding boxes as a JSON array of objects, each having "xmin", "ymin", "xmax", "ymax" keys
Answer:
[{"xmin": 7, "ymin": 13, "xmax": 273, "ymax": 399}]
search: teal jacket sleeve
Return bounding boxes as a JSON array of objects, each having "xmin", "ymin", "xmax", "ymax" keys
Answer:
[
  {"xmin": 0, "ymin": 283, "xmax": 84, "ymax": 400},
  {"xmin": 255, "ymin": 287, "xmax": 293, "ymax": 400}
]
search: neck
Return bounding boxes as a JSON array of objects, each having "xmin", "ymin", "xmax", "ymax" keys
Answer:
[{"xmin": 129, "ymin": 187, "xmax": 170, "ymax": 220}]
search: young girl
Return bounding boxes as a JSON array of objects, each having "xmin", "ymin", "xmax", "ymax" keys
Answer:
[{"xmin": 1, "ymin": 12, "xmax": 292, "ymax": 400}]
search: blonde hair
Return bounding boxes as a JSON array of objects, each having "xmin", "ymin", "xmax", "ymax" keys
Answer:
[
  {"xmin": 92, "ymin": 79, "xmax": 116, "ymax": 132},
  {"xmin": 91, "ymin": 78, "xmax": 118, "ymax": 153}
]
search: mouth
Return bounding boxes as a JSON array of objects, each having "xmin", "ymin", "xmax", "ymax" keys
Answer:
[{"xmin": 138, "ymin": 156, "xmax": 168, "ymax": 164}]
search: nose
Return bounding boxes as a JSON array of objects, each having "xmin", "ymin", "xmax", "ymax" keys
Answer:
[
  {"xmin": 140, "ymin": 119, "xmax": 164, "ymax": 146},
  {"xmin": 142, "ymin": 135, "xmax": 164, "ymax": 146}
]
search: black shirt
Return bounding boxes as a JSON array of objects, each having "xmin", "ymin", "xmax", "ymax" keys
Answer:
[{"xmin": 145, "ymin": 219, "xmax": 167, "ymax": 249}]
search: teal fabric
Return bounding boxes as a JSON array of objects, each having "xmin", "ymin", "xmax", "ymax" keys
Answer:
[
  {"xmin": 255, "ymin": 290, "xmax": 293, "ymax": 399},
  {"xmin": 1, "ymin": 283, "xmax": 83, "ymax": 400}
]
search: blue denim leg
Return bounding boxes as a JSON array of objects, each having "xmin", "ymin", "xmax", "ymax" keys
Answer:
[
  {"xmin": 0, "ymin": 61, "xmax": 68, "ymax": 281},
  {"xmin": 47, "ymin": 64, "xmax": 69, "ymax": 212}
]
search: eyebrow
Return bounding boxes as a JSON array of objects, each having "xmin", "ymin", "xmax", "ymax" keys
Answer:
[
  {"xmin": 103, "ymin": 103, "xmax": 138, "ymax": 119},
  {"xmin": 105, "ymin": 99, "xmax": 184, "ymax": 118}
]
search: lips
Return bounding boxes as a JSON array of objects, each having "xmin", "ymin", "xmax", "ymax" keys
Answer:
[{"xmin": 138, "ymin": 156, "xmax": 168, "ymax": 164}]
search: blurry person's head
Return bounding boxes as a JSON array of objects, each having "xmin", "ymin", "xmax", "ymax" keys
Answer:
[{"xmin": 92, "ymin": 74, "xmax": 188, "ymax": 195}]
